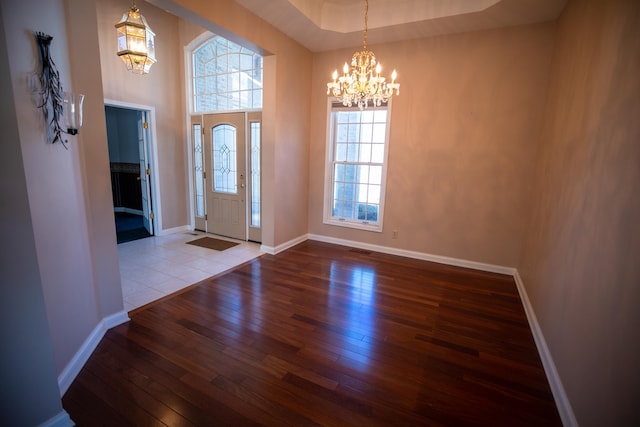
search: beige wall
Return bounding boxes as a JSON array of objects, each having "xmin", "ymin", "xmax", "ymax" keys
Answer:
[
  {"xmin": 152, "ymin": 0, "xmax": 312, "ymax": 248},
  {"xmin": 309, "ymin": 23, "xmax": 555, "ymax": 267},
  {"xmin": 66, "ymin": 0, "xmax": 124, "ymax": 334},
  {"xmin": 2, "ymin": 0, "xmax": 110, "ymax": 376},
  {"xmin": 0, "ymin": 4, "xmax": 68, "ymax": 423},
  {"xmin": 4, "ymin": 0, "xmax": 636, "ymax": 424},
  {"xmin": 97, "ymin": 0, "xmax": 188, "ymax": 231},
  {"xmin": 519, "ymin": 0, "xmax": 640, "ymax": 425}
]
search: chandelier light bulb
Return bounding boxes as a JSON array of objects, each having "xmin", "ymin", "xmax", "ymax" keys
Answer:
[
  {"xmin": 115, "ymin": 1, "xmax": 157, "ymax": 74},
  {"xmin": 326, "ymin": 0, "xmax": 400, "ymax": 109}
]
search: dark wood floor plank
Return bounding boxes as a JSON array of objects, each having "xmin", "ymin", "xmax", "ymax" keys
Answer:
[{"xmin": 63, "ymin": 240, "xmax": 562, "ymax": 426}]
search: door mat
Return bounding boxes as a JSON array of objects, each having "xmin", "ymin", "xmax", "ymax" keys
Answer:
[{"xmin": 186, "ymin": 236, "xmax": 239, "ymax": 251}]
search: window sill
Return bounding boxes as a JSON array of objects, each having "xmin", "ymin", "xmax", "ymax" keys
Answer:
[{"xmin": 323, "ymin": 218, "xmax": 383, "ymax": 233}]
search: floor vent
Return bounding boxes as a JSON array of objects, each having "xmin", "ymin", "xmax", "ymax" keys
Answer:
[{"xmin": 349, "ymin": 248, "xmax": 372, "ymax": 255}]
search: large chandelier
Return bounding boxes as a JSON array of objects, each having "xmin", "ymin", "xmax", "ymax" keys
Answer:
[
  {"xmin": 115, "ymin": 1, "xmax": 156, "ymax": 74},
  {"xmin": 327, "ymin": 0, "xmax": 399, "ymax": 109}
]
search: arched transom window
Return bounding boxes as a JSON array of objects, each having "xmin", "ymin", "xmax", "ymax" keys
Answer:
[{"xmin": 192, "ymin": 35, "xmax": 263, "ymax": 112}]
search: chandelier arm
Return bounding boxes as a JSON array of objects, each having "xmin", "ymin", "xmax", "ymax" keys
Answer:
[{"xmin": 326, "ymin": 0, "xmax": 399, "ymax": 110}]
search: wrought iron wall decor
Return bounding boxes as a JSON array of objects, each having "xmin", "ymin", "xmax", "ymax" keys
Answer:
[
  {"xmin": 32, "ymin": 32, "xmax": 84, "ymax": 148},
  {"xmin": 34, "ymin": 32, "xmax": 65, "ymax": 146}
]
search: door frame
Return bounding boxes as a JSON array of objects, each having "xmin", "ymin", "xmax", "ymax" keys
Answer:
[
  {"xmin": 105, "ymin": 99, "xmax": 162, "ymax": 235},
  {"xmin": 188, "ymin": 111, "xmax": 262, "ymax": 242}
]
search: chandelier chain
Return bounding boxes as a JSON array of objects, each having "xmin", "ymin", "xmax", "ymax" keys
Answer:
[
  {"xmin": 363, "ymin": 0, "xmax": 368, "ymax": 50},
  {"xmin": 326, "ymin": 0, "xmax": 400, "ymax": 109}
]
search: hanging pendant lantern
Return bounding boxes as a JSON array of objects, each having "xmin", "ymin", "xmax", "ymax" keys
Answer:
[{"xmin": 115, "ymin": 1, "xmax": 156, "ymax": 74}]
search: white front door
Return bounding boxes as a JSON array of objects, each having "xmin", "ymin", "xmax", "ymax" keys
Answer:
[{"xmin": 203, "ymin": 113, "xmax": 246, "ymax": 240}]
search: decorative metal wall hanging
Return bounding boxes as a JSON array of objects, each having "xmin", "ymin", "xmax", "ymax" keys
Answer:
[
  {"xmin": 34, "ymin": 32, "xmax": 66, "ymax": 146},
  {"xmin": 31, "ymin": 32, "xmax": 84, "ymax": 148}
]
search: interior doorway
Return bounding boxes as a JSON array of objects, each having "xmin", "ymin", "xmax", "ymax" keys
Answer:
[
  {"xmin": 190, "ymin": 112, "xmax": 262, "ymax": 242},
  {"xmin": 105, "ymin": 101, "xmax": 159, "ymax": 243}
]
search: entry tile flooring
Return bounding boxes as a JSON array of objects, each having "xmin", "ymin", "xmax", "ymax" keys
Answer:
[{"xmin": 118, "ymin": 231, "xmax": 264, "ymax": 311}]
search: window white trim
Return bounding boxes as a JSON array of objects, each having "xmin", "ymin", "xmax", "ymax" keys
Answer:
[
  {"xmin": 322, "ymin": 97, "xmax": 392, "ymax": 233},
  {"xmin": 185, "ymin": 31, "xmax": 213, "ymax": 115},
  {"xmin": 187, "ymin": 33, "xmax": 263, "ymax": 114}
]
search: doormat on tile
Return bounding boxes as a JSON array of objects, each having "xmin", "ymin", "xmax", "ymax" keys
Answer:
[{"xmin": 186, "ymin": 237, "xmax": 239, "ymax": 251}]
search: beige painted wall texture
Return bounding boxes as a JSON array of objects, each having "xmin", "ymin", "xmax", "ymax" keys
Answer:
[
  {"xmin": 309, "ymin": 23, "xmax": 555, "ymax": 267},
  {"xmin": 0, "ymin": 4, "xmax": 67, "ymax": 423},
  {"xmin": 519, "ymin": 0, "xmax": 640, "ymax": 425},
  {"xmin": 66, "ymin": 0, "xmax": 124, "ymax": 331},
  {"xmin": 2, "ymin": 0, "xmax": 107, "ymax": 375},
  {"xmin": 97, "ymin": 0, "xmax": 188, "ymax": 231},
  {"xmin": 152, "ymin": 0, "xmax": 312, "ymax": 248},
  {"xmin": 99, "ymin": 0, "xmax": 312, "ymax": 247}
]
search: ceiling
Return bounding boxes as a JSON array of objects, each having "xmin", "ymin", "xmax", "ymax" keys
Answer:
[{"xmin": 232, "ymin": 0, "xmax": 567, "ymax": 52}]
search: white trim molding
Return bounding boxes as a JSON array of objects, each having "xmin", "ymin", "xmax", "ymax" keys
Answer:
[
  {"xmin": 303, "ymin": 233, "xmax": 576, "ymax": 426},
  {"xmin": 57, "ymin": 310, "xmax": 129, "ymax": 396},
  {"xmin": 308, "ymin": 234, "xmax": 514, "ymax": 275},
  {"xmin": 260, "ymin": 234, "xmax": 308, "ymax": 255},
  {"xmin": 38, "ymin": 411, "xmax": 74, "ymax": 427},
  {"xmin": 104, "ymin": 99, "xmax": 162, "ymax": 235},
  {"xmin": 157, "ymin": 224, "xmax": 191, "ymax": 236},
  {"xmin": 513, "ymin": 271, "xmax": 578, "ymax": 427}
]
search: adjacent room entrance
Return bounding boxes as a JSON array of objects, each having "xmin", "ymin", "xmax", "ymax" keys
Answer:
[
  {"xmin": 191, "ymin": 112, "xmax": 261, "ymax": 242},
  {"xmin": 106, "ymin": 102, "xmax": 159, "ymax": 244}
]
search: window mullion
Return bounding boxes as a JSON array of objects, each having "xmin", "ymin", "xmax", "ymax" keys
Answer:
[{"xmin": 324, "ymin": 101, "xmax": 390, "ymax": 231}]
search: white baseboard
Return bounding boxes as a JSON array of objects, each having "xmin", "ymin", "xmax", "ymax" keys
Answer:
[
  {"xmin": 307, "ymin": 233, "xmax": 576, "ymax": 426},
  {"xmin": 156, "ymin": 225, "xmax": 190, "ymax": 236},
  {"xmin": 57, "ymin": 310, "xmax": 129, "ymax": 396},
  {"xmin": 307, "ymin": 234, "xmax": 513, "ymax": 275},
  {"xmin": 38, "ymin": 411, "xmax": 74, "ymax": 427},
  {"xmin": 260, "ymin": 234, "xmax": 309, "ymax": 255},
  {"xmin": 513, "ymin": 271, "xmax": 578, "ymax": 427},
  {"xmin": 114, "ymin": 207, "xmax": 143, "ymax": 215}
]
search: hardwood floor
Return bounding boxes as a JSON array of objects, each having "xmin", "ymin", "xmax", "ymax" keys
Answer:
[{"xmin": 62, "ymin": 240, "xmax": 561, "ymax": 426}]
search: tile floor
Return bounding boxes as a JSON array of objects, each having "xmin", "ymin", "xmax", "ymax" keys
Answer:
[{"xmin": 118, "ymin": 231, "xmax": 264, "ymax": 311}]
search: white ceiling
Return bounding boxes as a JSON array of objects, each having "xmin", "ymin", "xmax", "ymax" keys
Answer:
[{"xmin": 233, "ymin": 0, "xmax": 568, "ymax": 52}]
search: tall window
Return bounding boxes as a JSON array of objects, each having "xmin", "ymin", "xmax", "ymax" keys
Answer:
[
  {"xmin": 192, "ymin": 34, "xmax": 263, "ymax": 112},
  {"xmin": 324, "ymin": 101, "xmax": 391, "ymax": 232}
]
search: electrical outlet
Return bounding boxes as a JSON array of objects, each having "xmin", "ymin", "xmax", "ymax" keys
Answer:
[{"xmin": 392, "ymin": 230, "xmax": 398, "ymax": 239}]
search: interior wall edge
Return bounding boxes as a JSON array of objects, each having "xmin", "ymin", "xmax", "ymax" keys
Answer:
[
  {"xmin": 57, "ymin": 310, "xmax": 129, "ymax": 396},
  {"xmin": 512, "ymin": 271, "xmax": 579, "ymax": 427}
]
